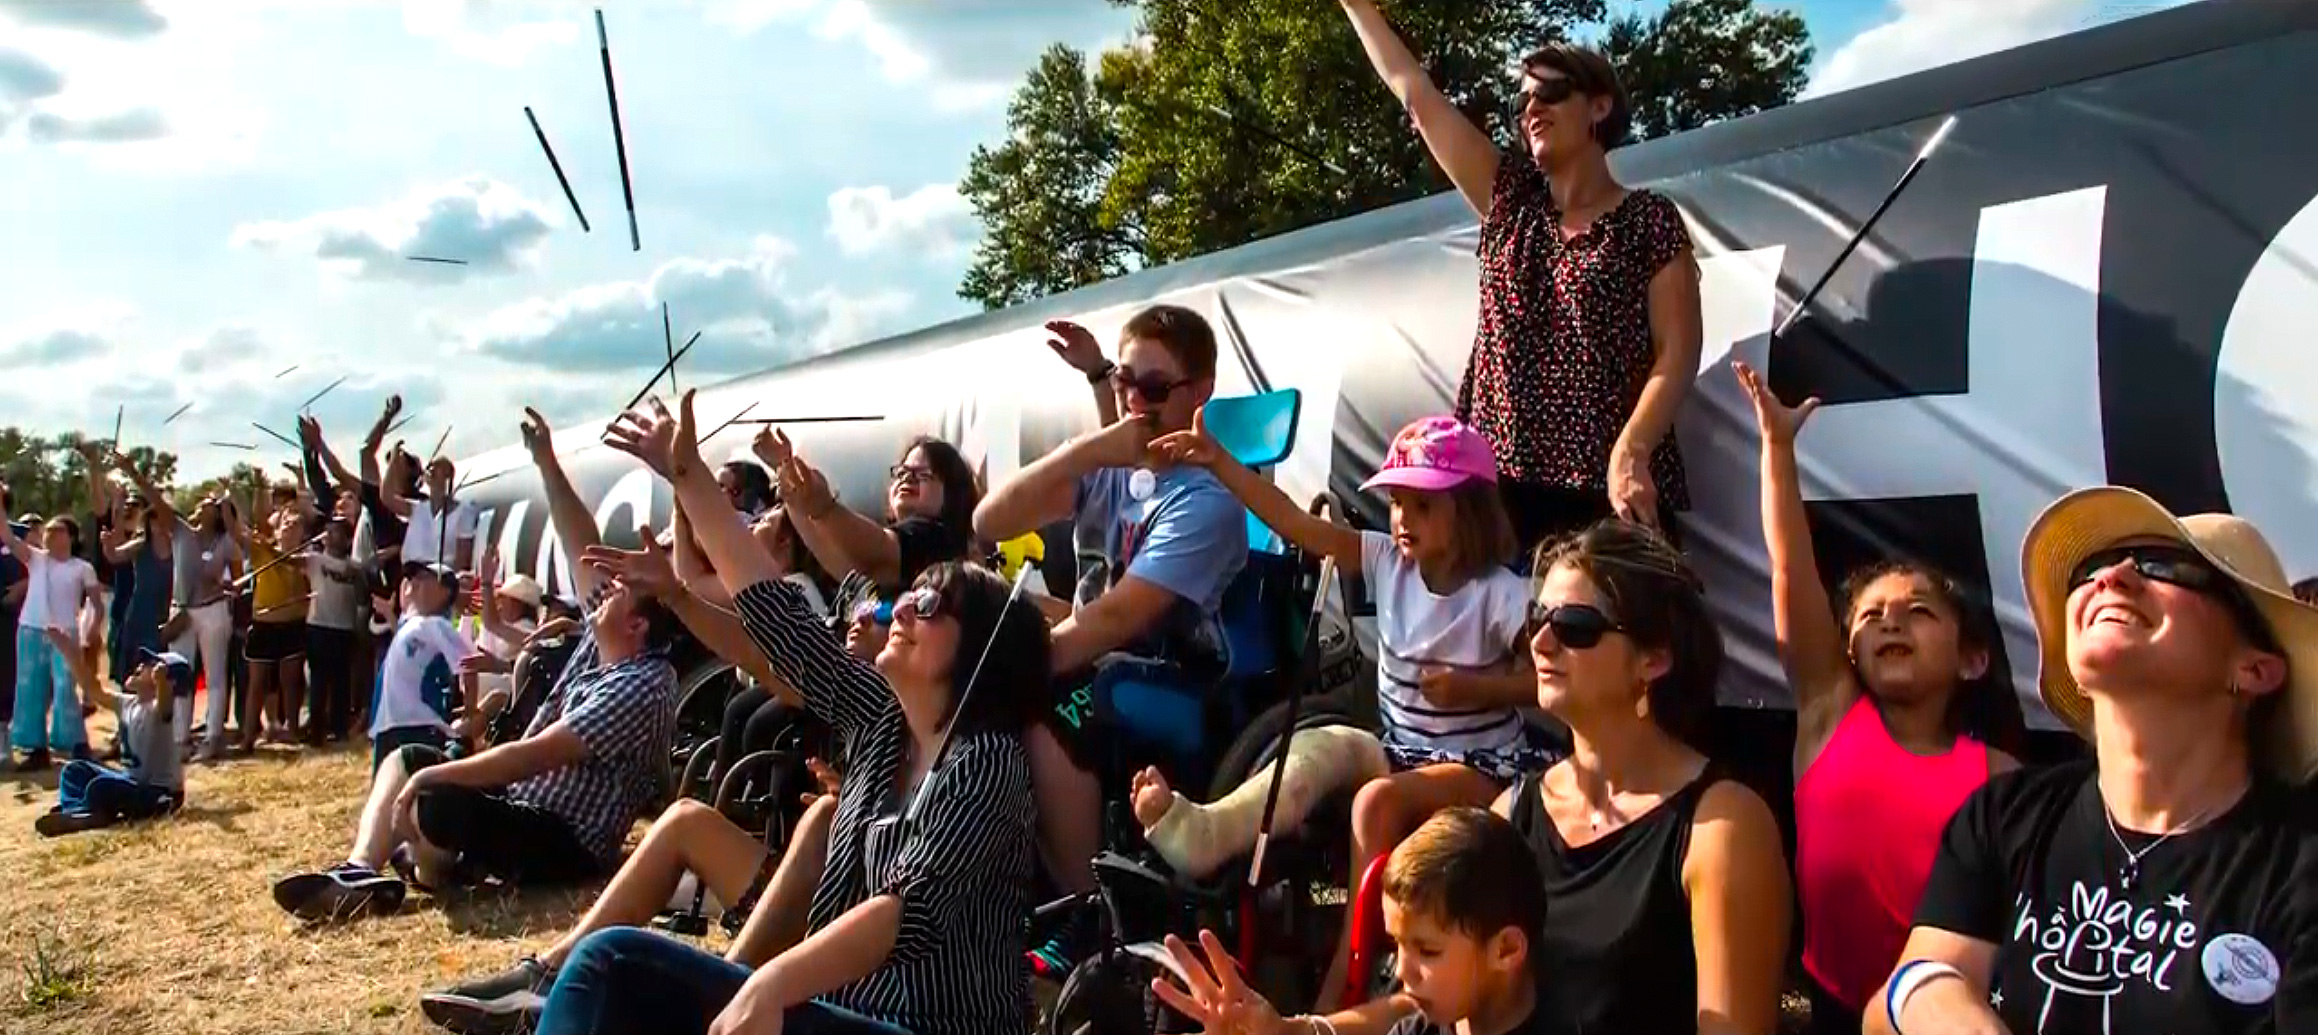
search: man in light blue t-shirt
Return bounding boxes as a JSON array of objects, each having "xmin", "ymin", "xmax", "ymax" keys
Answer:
[{"xmin": 979, "ymin": 304, "xmax": 1249, "ymax": 975}]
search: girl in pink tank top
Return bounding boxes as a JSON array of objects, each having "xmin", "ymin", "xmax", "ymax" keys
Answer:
[{"xmin": 1735, "ymin": 363, "xmax": 2026, "ymax": 1035}]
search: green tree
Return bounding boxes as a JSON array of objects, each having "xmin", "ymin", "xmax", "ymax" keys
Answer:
[
  {"xmin": 0, "ymin": 429, "xmax": 181, "ymax": 524},
  {"xmin": 1603, "ymin": 0, "xmax": 1812, "ymax": 140},
  {"xmin": 959, "ymin": 0, "xmax": 1812, "ymax": 309}
]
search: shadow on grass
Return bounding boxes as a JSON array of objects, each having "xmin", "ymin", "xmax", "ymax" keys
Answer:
[
  {"xmin": 436, "ymin": 881, "xmax": 597, "ymax": 940},
  {"xmin": 174, "ymin": 801, "xmax": 255, "ymax": 831}
]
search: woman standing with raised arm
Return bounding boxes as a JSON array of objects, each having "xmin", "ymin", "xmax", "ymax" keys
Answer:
[{"xmin": 1337, "ymin": 0, "xmax": 1703, "ymax": 546}]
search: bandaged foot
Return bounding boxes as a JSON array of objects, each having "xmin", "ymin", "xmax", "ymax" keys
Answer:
[{"xmin": 1136, "ymin": 724, "xmax": 1388, "ymax": 880}]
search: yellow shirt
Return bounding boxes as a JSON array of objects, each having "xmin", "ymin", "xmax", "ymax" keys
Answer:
[{"xmin": 249, "ymin": 539, "xmax": 310, "ymax": 620}]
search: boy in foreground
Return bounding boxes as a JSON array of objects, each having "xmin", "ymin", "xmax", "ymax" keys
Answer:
[
  {"xmin": 36, "ymin": 648, "xmax": 189, "ymax": 836},
  {"xmin": 1154, "ymin": 806, "xmax": 1547, "ymax": 1035}
]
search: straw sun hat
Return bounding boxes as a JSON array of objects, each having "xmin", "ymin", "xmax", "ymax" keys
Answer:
[{"xmin": 2021, "ymin": 486, "xmax": 2318, "ymax": 782}]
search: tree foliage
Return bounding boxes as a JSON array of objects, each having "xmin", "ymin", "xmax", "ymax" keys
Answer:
[
  {"xmin": 0, "ymin": 429, "xmax": 180, "ymax": 522},
  {"xmin": 959, "ymin": 0, "xmax": 1812, "ymax": 309}
]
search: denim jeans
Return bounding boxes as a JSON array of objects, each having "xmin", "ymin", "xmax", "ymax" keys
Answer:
[
  {"xmin": 11, "ymin": 627, "xmax": 85, "ymax": 754},
  {"xmin": 535, "ymin": 927, "xmax": 916, "ymax": 1035},
  {"xmin": 56, "ymin": 759, "xmax": 175, "ymax": 822}
]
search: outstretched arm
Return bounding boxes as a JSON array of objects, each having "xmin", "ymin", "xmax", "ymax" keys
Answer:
[
  {"xmin": 1732, "ymin": 362, "xmax": 1853, "ymax": 766},
  {"xmin": 1337, "ymin": 0, "xmax": 1502, "ymax": 217},
  {"xmin": 520, "ymin": 409, "xmax": 607, "ymax": 601}
]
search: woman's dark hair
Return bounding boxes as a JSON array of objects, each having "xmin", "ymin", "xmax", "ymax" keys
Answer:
[
  {"xmin": 50, "ymin": 515, "xmax": 82, "ymax": 555},
  {"xmin": 897, "ymin": 436, "xmax": 981, "ymax": 538},
  {"xmin": 722, "ymin": 460, "xmax": 776, "ymax": 514},
  {"xmin": 1519, "ymin": 41, "xmax": 1632, "ymax": 149},
  {"xmin": 2295, "ymin": 577, "xmax": 2318, "ymax": 607},
  {"xmin": 917, "ymin": 560, "xmax": 1051, "ymax": 738},
  {"xmin": 1837, "ymin": 560, "xmax": 2027, "ymax": 754},
  {"xmin": 1536, "ymin": 519, "xmax": 1722, "ymax": 752}
]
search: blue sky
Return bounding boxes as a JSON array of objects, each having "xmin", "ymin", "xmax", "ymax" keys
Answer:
[{"xmin": 0, "ymin": 0, "xmax": 2196, "ymax": 480}]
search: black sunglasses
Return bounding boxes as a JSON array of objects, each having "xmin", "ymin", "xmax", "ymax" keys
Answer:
[
  {"xmin": 2068, "ymin": 545, "xmax": 2228, "ymax": 595},
  {"xmin": 1516, "ymin": 77, "xmax": 1580, "ymax": 112},
  {"xmin": 1111, "ymin": 368, "xmax": 1194, "ymax": 404},
  {"xmin": 2070, "ymin": 544, "xmax": 2280, "ymax": 651},
  {"xmin": 892, "ymin": 586, "xmax": 942, "ymax": 623},
  {"xmin": 889, "ymin": 464, "xmax": 936, "ymax": 486},
  {"xmin": 1527, "ymin": 601, "xmax": 1623, "ymax": 650}
]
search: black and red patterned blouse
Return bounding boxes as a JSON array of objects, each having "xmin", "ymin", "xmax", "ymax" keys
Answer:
[{"xmin": 1456, "ymin": 154, "xmax": 1693, "ymax": 512}]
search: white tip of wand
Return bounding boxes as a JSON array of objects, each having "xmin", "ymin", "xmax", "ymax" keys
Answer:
[{"xmin": 1917, "ymin": 115, "xmax": 1959, "ymax": 162}]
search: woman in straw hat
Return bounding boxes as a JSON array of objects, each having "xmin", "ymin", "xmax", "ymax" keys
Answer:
[{"xmin": 1871, "ymin": 487, "xmax": 2318, "ymax": 1035}]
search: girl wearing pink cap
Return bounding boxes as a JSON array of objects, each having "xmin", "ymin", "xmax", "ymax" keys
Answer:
[{"xmin": 1148, "ymin": 413, "xmax": 1545, "ymax": 1007}]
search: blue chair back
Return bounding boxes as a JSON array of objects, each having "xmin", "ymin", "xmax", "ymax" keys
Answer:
[{"xmin": 1200, "ymin": 389, "xmax": 1302, "ymax": 555}]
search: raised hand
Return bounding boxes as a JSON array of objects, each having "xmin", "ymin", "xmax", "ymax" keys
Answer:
[
  {"xmin": 1149, "ymin": 931, "xmax": 1290, "ymax": 1035},
  {"xmin": 518, "ymin": 407, "xmax": 554, "ymax": 464},
  {"xmin": 577, "ymin": 524, "xmax": 680, "ymax": 598},
  {"xmin": 603, "ymin": 397, "xmax": 681, "ymax": 478},
  {"xmin": 1148, "ymin": 406, "xmax": 1225, "ymax": 469},
  {"xmin": 751, "ymin": 425, "xmax": 794, "ymax": 470},
  {"xmin": 1043, "ymin": 320, "xmax": 1108, "ymax": 376},
  {"xmin": 1732, "ymin": 360, "xmax": 1821, "ymax": 447},
  {"xmin": 776, "ymin": 456, "xmax": 835, "ymax": 521}
]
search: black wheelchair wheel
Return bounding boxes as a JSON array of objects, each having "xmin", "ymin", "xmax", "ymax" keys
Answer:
[
  {"xmin": 677, "ymin": 735, "xmax": 721, "ymax": 803},
  {"xmin": 715, "ymin": 749, "xmax": 794, "ymax": 850},
  {"xmin": 1048, "ymin": 944, "xmax": 1185, "ymax": 1035}
]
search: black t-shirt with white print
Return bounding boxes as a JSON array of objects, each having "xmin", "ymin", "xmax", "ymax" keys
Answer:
[{"xmin": 1913, "ymin": 760, "xmax": 2318, "ymax": 1034}]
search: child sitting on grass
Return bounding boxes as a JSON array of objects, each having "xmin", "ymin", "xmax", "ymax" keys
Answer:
[
  {"xmin": 1153, "ymin": 806, "xmax": 1548, "ymax": 1035},
  {"xmin": 37, "ymin": 648, "xmax": 189, "ymax": 837}
]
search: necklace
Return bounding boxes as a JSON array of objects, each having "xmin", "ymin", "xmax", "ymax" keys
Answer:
[{"xmin": 2101, "ymin": 800, "xmax": 2219, "ymax": 892}]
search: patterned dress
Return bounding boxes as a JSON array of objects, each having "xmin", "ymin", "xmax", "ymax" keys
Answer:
[{"xmin": 1456, "ymin": 153, "xmax": 1695, "ymax": 525}]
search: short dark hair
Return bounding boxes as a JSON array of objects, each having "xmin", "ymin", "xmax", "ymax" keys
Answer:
[
  {"xmin": 917, "ymin": 561, "xmax": 1051, "ymax": 737},
  {"xmin": 636, "ymin": 595, "xmax": 684, "ymax": 655},
  {"xmin": 722, "ymin": 460, "xmax": 775, "ymax": 514},
  {"xmin": 1520, "ymin": 42, "xmax": 1631, "ymax": 149},
  {"xmin": 1837, "ymin": 560, "xmax": 2026, "ymax": 754},
  {"xmin": 2295, "ymin": 577, "xmax": 2318, "ymax": 607},
  {"xmin": 897, "ymin": 436, "xmax": 982, "ymax": 543},
  {"xmin": 1121, "ymin": 304, "xmax": 1218, "ymax": 381},
  {"xmin": 1382, "ymin": 807, "xmax": 1545, "ymax": 945},
  {"xmin": 1536, "ymin": 520, "xmax": 1723, "ymax": 752}
]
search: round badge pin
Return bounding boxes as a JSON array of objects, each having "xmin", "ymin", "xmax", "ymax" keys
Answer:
[
  {"xmin": 2202, "ymin": 932, "xmax": 2280, "ymax": 1006},
  {"xmin": 1129, "ymin": 468, "xmax": 1157, "ymax": 502}
]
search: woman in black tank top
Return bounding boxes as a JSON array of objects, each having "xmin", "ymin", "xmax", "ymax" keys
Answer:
[{"xmin": 1495, "ymin": 521, "xmax": 1790, "ymax": 1035}]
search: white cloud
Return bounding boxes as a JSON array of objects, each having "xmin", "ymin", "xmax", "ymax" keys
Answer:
[
  {"xmin": 826, "ymin": 183, "xmax": 974, "ymax": 258},
  {"xmin": 460, "ymin": 235, "xmax": 912, "ymax": 377},
  {"xmin": 402, "ymin": 0, "xmax": 580, "ymax": 66},
  {"xmin": 1806, "ymin": 0, "xmax": 2198, "ymax": 98},
  {"xmin": 0, "ymin": 328, "xmax": 109, "ymax": 365},
  {"xmin": 231, "ymin": 177, "xmax": 558, "ymax": 282},
  {"xmin": 0, "ymin": 0, "xmax": 167, "ymax": 39}
]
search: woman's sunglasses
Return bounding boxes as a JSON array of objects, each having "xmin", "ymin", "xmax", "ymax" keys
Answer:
[
  {"xmin": 2067, "ymin": 544, "xmax": 2226, "ymax": 595},
  {"xmin": 1110, "ymin": 368, "xmax": 1194, "ymax": 404},
  {"xmin": 1527, "ymin": 602, "xmax": 1623, "ymax": 650},
  {"xmin": 850, "ymin": 586, "xmax": 942, "ymax": 626},
  {"xmin": 1516, "ymin": 76, "xmax": 1580, "ymax": 112},
  {"xmin": 2069, "ymin": 543, "xmax": 2280, "ymax": 651},
  {"xmin": 889, "ymin": 464, "xmax": 936, "ymax": 486}
]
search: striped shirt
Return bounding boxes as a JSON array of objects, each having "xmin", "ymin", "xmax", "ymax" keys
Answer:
[
  {"xmin": 1363, "ymin": 531, "xmax": 1533, "ymax": 762},
  {"xmin": 735, "ymin": 577, "xmax": 1035, "ymax": 1035}
]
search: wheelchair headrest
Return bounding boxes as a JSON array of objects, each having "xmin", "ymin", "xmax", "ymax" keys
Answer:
[{"xmin": 1202, "ymin": 389, "xmax": 1301, "ymax": 471}]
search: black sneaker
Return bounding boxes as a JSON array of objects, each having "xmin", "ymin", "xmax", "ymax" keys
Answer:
[
  {"xmin": 419, "ymin": 957, "xmax": 554, "ymax": 1034},
  {"xmin": 272, "ymin": 863, "xmax": 406, "ymax": 923},
  {"xmin": 13, "ymin": 748, "xmax": 51, "ymax": 773},
  {"xmin": 34, "ymin": 811, "xmax": 104, "ymax": 837}
]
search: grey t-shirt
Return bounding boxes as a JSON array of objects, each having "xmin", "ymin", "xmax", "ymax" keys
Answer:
[
  {"xmin": 171, "ymin": 526, "xmax": 239, "ymax": 607},
  {"xmin": 120, "ymin": 695, "xmax": 181, "ymax": 792}
]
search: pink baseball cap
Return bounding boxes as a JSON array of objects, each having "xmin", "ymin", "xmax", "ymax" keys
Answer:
[{"xmin": 1360, "ymin": 416, "xmax": 1500, "ymax": 494}]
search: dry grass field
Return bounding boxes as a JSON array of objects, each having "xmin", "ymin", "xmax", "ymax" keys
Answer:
[{"xmin": 0, "ymin": 711, "xmax": 663, "ymax": 1035}]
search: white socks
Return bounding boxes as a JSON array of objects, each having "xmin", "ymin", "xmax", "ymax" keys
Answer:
[{"xmin": 1145, "ymin": 725, "xmax": 1388, "ymax": 880}]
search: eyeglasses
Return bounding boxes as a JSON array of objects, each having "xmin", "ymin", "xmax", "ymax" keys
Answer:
[
  {"xmin": 1526, "ymin": 602, "xmax": 1623, "ymax": 650},
  {"xmin": 850, "ymin": 586, "xmax": 941, "ymax": 627},
  {"xmin": 1517, "ymin": 76, "xmax": 1579, "ymax": 112},
  {"xmin": 851, "ymin": 597, "xmax": 895, "ymax": 626},
  {"xmin": 889, "ymin": 464, "xmax": 937, "ymax": 486},
  {"xmin": 1110, "ymin": 368, "xmax": 1194, "ymax": 404}
]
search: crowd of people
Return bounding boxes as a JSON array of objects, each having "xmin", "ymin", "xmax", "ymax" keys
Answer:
[{"xmin": 9, "ymin": 3, "xmax": 2318, "ymax": 1034}]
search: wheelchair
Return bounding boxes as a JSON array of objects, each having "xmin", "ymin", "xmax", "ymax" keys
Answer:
[{"xmin": 1041, "ymin": 389, "xmax": 1380, "ymax": 1035}]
